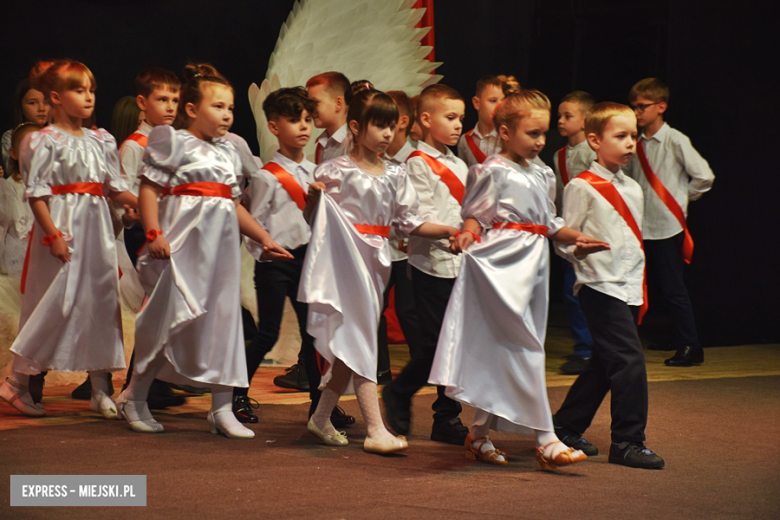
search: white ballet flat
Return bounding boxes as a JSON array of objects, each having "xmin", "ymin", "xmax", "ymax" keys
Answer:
[
  {"xmin": 89, "ymin": 390, "xmax": 118, "ymax": 420},
  {"xmin": 307, "ymin": 417, "xmax": 348, "ymax": 446},
  {"xmin": 0, "ymin": 378, "xmax": 46, "ymax": 417},
  {"xmin": 116, "ymin": 393, "xmax": 163, "ymax": 433},
  {"xmin": 207, "ymin": 410, "xmax": 255, "ymax": 439}
]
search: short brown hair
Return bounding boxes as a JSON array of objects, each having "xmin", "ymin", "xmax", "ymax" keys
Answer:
[
  {"xmin": 585, "ymin": 102, "xmax": 635, "ymax": 139},
  {"xmin": 136, "ymin": 67, "xmax": 180, "ymax": 98},
  {"xmin": 263, "ymin": 87, "xmax": 317, "ymax": 121},
  {"xmin": 385, "ymin": 91, "xmax": 413, "ymax": 135},
  {"xmin": 561, "ymin": 90, "xmax": 596, "ymax": 115},
  {"xmin": 628, "ymin": 78, "xmax": 669, "ymax": 103},
  {"xmin": 346, "ymin": 90, "xmax": 398, "ymax": 143},
  {"xmin": 493, "ymin": 90, "xmax": 550, "ymax": 133},
  {"xmin": 305, "ymin": 71, "xmax": 350, "ymax": 101},
  {"xmin": 475, "ymin": 75, "xmax": 521, "ymax": 97},
  {"xmin": 418, "ymin": 84, "xmax": 463, "ymax": 116},
  {"xmin": 30, "ymin": 60, "xmax": 96, "ymax": 102}
]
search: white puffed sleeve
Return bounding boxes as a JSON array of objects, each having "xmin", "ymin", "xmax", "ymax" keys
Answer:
[
  {"xmin": 95, "ymin": 129, "xmax": 129, "ymax": 193},
  {"xmin": 392, "ymin": 165, "xmax": 425, "ymax": 237},
  {"xmin": 460, "ymin": 163, "xmax": 499, "ymax": 229},
  {"xmin": 20, "ymin": 131, "xmax": 54, "ymax": 199},
  {"xmin": 138, "ymin": 125, "xmax": 184, "ymax": 188}
]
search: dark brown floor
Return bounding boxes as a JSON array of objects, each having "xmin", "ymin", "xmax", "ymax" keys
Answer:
[{"xmin": 2, "ymin": 374, "xmax": 779, "ymax": 520}]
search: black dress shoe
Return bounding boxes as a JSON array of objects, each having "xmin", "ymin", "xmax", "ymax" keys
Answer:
[
  {"xmin": 233, "ymin": 395, "xmax": 259, "ymax": 424},
  {"xmin": 554, "ymin": 423, "xmax": 599, "ymax": 456},
  {"xmin": 71, "ymin": 373, "xmax": 114, "ymax": 400},
  {"xmin": 29, "ymin": 371, "xmax": 47, "ymax": 404},
  {"xmin": 560, "ymin": 355, "xmax": 590, "ymax": 375},
  {"xmin": 273, "ymin": 364, "xmax": 309, "ymax": 391},
  {"xmin": 382, "ymin": 386, "xmax": 410, "ymax": 435},
  {"xmin": 146, "ymin": 379, "xmax": 186, "ymax": 410},
  {"xmin": 330, "ymin": 406, "xmax": 355, "ymax": 429},
  {"xmin": 377, "ymin": 369, "xmax": 393, "ymax": 385},
  {"xmin": 608, "ymin": 442, "xmax": 664, "ymax": 469},
  {"xmin": 431, "ymin": 417, "xmax": 469, "ymax": 445},
  {"xmin": 664, "ymin": 345, "xmax": 704, "ymax": 367}
]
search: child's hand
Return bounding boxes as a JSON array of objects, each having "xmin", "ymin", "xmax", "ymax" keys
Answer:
[
  {"xmin": 148, "ymin": 235, "xmax": 171, "ymax": 260},
  {"xmin": 50, "ymin": 235, "xmax": 71, "ymax": 263},
  {"xmin": 121, "ymin": 206, "xmax": 141, "ymax": 226},
  {"xmin": 260, "ymin": 239, "xmax": 294, "ymax": 261},
  {"xmin": 573, "ymin": 235, "xmax": 610, "ymax": 259},
  {"xmin": 453, "ymin": 232, "xmax": 475, "ymax": 253},
  {"xmin": 307, "ymin": 182, "xmax": 326, "ymax": 201}
]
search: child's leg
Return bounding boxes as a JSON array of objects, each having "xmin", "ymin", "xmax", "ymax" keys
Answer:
[
  {"xmin": 117, "ymin": 354, "xmax": 166, "ymax": 432},
  {"xmin": 0, "ymin": 361, "xmax": 45, "ymax": 416},
  {"xmin": 311, "ymin": 358, "xmax": 351, "ymax": 436},
  {"xmin": 353, "ymin": 374, "xmax": 401, "ymax": 444},
  {"xmin": 88, "ymin": 370, "xmax": 117, "ymax": 419},
  {"xmin": 208, "ymin": 384, "xmax": 254, "ymax": 439},
  {"xmin": 561, "ymin": 260, "xmax": 593, "ymax": 371},
  {"xmin": 468, "ymin": 410, "xmax": 506, "ymax": 463}
]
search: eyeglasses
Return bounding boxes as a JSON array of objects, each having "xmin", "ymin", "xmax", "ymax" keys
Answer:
[{"xmin": 631, "ymin": 102, "xmax": 662, "ymax": 113}]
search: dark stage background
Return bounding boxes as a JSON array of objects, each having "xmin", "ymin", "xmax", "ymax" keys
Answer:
[{"xmin": 3, "ymin": 0, "xmax": 775, "ymax": 346}]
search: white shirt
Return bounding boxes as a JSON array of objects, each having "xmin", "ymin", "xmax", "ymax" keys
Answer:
[
  {"xmin": 552, "ymin": 140, "xmax": 597, "ymax": 215},
  {"xmin": 407, "ymin": 140, "xmax": 469, "ymax": 278},
  {"xmin": 118, "ymin": 121, "xmax": 153, "ymax": 196},
  {"xmin": 385, "ymin": 141, "xmax": 417, "ymax": 261},
  {"xmin": 315, "ymin": 123, "xmax": 351, "ymax": 164},
  {"xmin": 557, "ymin": 161, "xmax": 645, "ymax": 306},
  {"xmin": 457, "ymin": 124, "xmax": 501, "ymax": 167},
  {"xmin": 244, "ymin": 150, "xmax": 314, "ymax": 260},
  {"xmin": 627, "ymin": 122, "xmax": 714, "ymax": 240}
]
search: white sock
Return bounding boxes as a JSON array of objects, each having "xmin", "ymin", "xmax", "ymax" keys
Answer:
[
  {"xmin": 536, "ymin": 429, "xmax": 569, "ymax": 459},
  {"xmin": 122, "ymin": 355, "xmax": 165, "ymax": 402},
  {"xmin": 470, "ymin": 410, "xmax": 504, "ymax": 462},
  {"xmin": 311, "ymin": 359, "xmax": 351, "ymax": 436},
  {"xmin": 88, "ymin": 370, "xmax": 111, "ymax": 397},
  {"xmin": 209, "ymin": 385, "xmax": 233, "ymax": 414},
  {"xmin": 353, "ymin": 374, "xmax": 396, "ymax": 443}
]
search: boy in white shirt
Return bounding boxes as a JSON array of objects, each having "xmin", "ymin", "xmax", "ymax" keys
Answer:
[
  {"xmin": 235, "ymin": 87, "xmax": 354, "ymax": 428},
  {"xmin": 306, "ymin": 71, "xmax": 351, "ymax": 164},
  {"xmin": 457, "ymin": 75, "xmax": 519, "ymax": 166},
  {"xmin": 383, "ymin": 84, "xmax": 469, "ymax": 445},
  {"xmin": 553, "ymin": 91, "xmax": 597, "ymax": 375},
  {"xmin": 554, "ymin": 102, "xmax": 664, "ymax": 469},
  {"xmin": 627, "ymin": 78, "xmax": 714, "ymax": 367}
]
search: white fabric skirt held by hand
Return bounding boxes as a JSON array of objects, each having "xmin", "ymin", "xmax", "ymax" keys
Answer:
[
  {"xmin": 298, "ymin": 193, "xmax": 391, "ymax": 391},
  {"xmin": 429, "ymin": 228, "xmax": 554, "ymax": 434}
]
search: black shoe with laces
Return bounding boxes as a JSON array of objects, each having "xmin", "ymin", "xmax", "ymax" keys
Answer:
[
  {"xmin": 146, "ymin": 379, "xmax": 186, "ymax": 410},
  {"xmin": 273, "ymin": 364, "xmax": 310, "ymax": 391},
  {"xmin": 233, "ymin": 395, "xmax": 259, "ymax": 424},
  {"xmin": 555, "ymin": 426, "xmax": 599, "ymax": 456},
  {"xmin": 608, "ymin": 441, "xmax": 665, "ymax": 469},
  {"xmin": 431, "ymin": 417, "xmax": 470, "ymax": 445},
  {"xmin": 330, "ymin": 406, "xmax": 355, "ymax": 428},
  {"xmin": 560, "ymin": 355, "xmax": 590, "ymax": 375}
]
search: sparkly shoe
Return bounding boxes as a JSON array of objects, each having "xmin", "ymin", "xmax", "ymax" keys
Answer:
[
  {"xmin": 116, "ymin": 393, "xmax": 163, "ymax": 433},
  {"xmin": 536, "ymin": 441, "xmax": 587, "ymax": 470},
  {"xmin": 207, "ymin": 410, "xmax": 255, "ymax": 439},
  {"xmin": 307, "ymin": 417, "xmax": 348, "ymax": 446},
  {"xmin": 363, "ymin": 434, "xmax": 408, "ymax": 454},
  {"xmin": 464, "ymin": 433, "xmax": 507, "ymax": 465},
  {"xmin": 89, "ymin": 390, "xmax": 118, "ymax": 419},
  {"xmin": 0, "ymin": 377, "xmax": 46, "ymax": 417}
]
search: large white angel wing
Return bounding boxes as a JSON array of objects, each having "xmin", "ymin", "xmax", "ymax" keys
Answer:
[{"xmin": 248, "ymin": 0, "xmax": 443, "ymax": 163}]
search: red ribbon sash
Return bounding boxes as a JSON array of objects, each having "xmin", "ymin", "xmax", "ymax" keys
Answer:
[
  {"xmin": 161, "ymin": 182, "xmax": 233, "ymax": 199},
  {"xmin": 354, "ymin": 224, "xmax": 391, "ymax": 238},
  {"xmin": 262, "ymin": 162, "xmax": 307, "ymax": 211},
  {"xmin": 51, "ymin": 182, "xmax": 105, "ymax": 197},
  {"xmin": 492, "ymin": 222, "xmax": 548, "ymax": 237},
  {"xmin": 557, "ymin": 146, "xmax": 570, "ymax": 186},
  {"xmin": 578, "ymin": 171, "xmax": 648, "ymax": 323},
  {"xmin": 636, "ymin": 140, "xmax": 693, "ymax": 264},
  {"xmin": 407, "ymin": 151, "xmax": 464, "ymax": 204},
  {"xmin": 315, "ymin": 142, "xmax": 323, "ymax": 165},
  {"xmin": 464, "ymin": 130, "xmax": 487, "ymax": 164},
  {"xmin": 122, "ymin": 132, "xmax": 148, "ymax": 149}
]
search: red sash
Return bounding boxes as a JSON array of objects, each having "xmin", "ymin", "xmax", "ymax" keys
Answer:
[
  {"xmin": 492, "ymin": 222, "xmax": 548, "ymax": 237},
  {"xmin": 636, "ymin": 140, "xmax": 693, "ymax": 264},
  {"xmin": 315, "ymin": 142, "xmax": 323, "ymax": 165},
  {"xmin": 557, "ymin": 146, "xmax": 570, "ymax": 186},
  {"xmin": 407, "ymin": 151, "xmax": 464, "ymax": 204},
  {"xmin": 578, "ymin": 171, "xmax": 648, "ymax": 323},
  {"xmin": 262, "ymin": 162, "xmax": 307, "ymax": 211},
  {"xmin": 464, "ymin": 129, "xmax": 487, "ymax": 164},
  {"xmin": 122, "ymin": 132, "xmax": 148, "ymax": 149},
  {"xmin": 354, "ymin": 224, "xmax": 390, "ymax": 238},
  {"xmin": 161, "ymin": 182, "xmax": 233, "ymax": 199}
]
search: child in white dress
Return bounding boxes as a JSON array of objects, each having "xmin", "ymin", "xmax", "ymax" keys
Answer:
[{"xmin": 0, "ymin": 60, "xmax": 138, "ymax": 418}]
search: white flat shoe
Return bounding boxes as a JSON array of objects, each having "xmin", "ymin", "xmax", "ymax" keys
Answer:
[
  {"xmin": 0, "ymin": 378, "xmax": 46, "ymax": 417},
  {"xmin": 116, "ymin": 393, "xmax": 163, "ymax": 433},
  {"xmin": 89, "ymin": 390, "xmax": 118, "ymax": 419},
  {"xmin": 364, "ymin": 434, "xmax": 408, "ymax": 454},
  {"xmin": 307, "ymin": 417, "xmax": 348, "ymax": 446},
  {"xmin": 208, "ymin": 410, "xmax": 255, "ymax": 439}
]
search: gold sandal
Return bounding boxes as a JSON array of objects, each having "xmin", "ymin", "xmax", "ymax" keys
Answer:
[
  {"xmin": 464, "ymin": 433, "xmax": 508, "ymax": 465},
  {"xmin": 536, "ymin": 441, "xmax": 587, "ymax": 470}
]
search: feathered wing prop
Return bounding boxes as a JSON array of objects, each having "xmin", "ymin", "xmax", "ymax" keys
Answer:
[{"xmin": 249, "ymin": 0, "xmax": 443, "ymax": 163}]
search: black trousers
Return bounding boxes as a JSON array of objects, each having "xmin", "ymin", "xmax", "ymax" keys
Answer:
[
  {"xmin": 554, "ymin": 286, "xmax": 648, "ymax": 444},
  {"xmin": 388, "ymin": 266, "xmax": 462, "ymax": 423},
  {"xmin": 123, "ymin": 223, "xmax": 146, "ymax": 267},
  {"xmin": 644, "ymin": 232, "xmax": 699, "ymax": 346},
  {"xmin": 233, "ymin": 245, "xmax": 321, "ymax": 411},
  {"xmin": 377, "ymin": 259, "xmax": 423, "ymax": 374}
]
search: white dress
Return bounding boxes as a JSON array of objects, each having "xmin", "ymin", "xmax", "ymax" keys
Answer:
[
  {"xmin": 298, "ymin": 156, "xmax": 424, "ymax": 387},
  {"xmin": 133, "ymin": 126, "xmax": 247, "ymax": 388},
  {"xmin": 0, "ymin": 177, "xmax": 33, "ymax": 277},
  {"xmin": 429, "ymin": 155, "xmax": 565, "ymax": 434},
  {"xmin": 10, "ymin": 126, "xmax": 128, "ymax": 374}
]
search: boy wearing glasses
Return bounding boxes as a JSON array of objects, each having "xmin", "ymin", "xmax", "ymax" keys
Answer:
[{"xmin": 627, "ymin": 78, "xmax": 714, "ymax": 367}]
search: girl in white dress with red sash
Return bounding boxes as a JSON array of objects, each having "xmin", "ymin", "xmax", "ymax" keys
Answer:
[
  {"xmin": 0, "ymin": 60, "xmax": 138, "ymax": 418},
  {"xmin": 116, "ymin": 64, "xmax": 291, "ymax": 439},
  {"xmin": 430, "ymin": 91, "xmax": 609, "ymax": 469},
  {"xmin": 302, "ymin": 90, "xmax": 458, "ymax": 454}
]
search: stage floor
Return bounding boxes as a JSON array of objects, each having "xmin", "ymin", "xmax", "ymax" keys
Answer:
[{"xmin": 2, "ymin": 324, "xmax": 779, "ymax": 519}]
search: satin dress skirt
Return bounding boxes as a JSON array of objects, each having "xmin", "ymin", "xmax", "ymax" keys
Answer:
[{"xmin": 429, "ymin": 228, "xmax": 554, "ymax": 434}]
